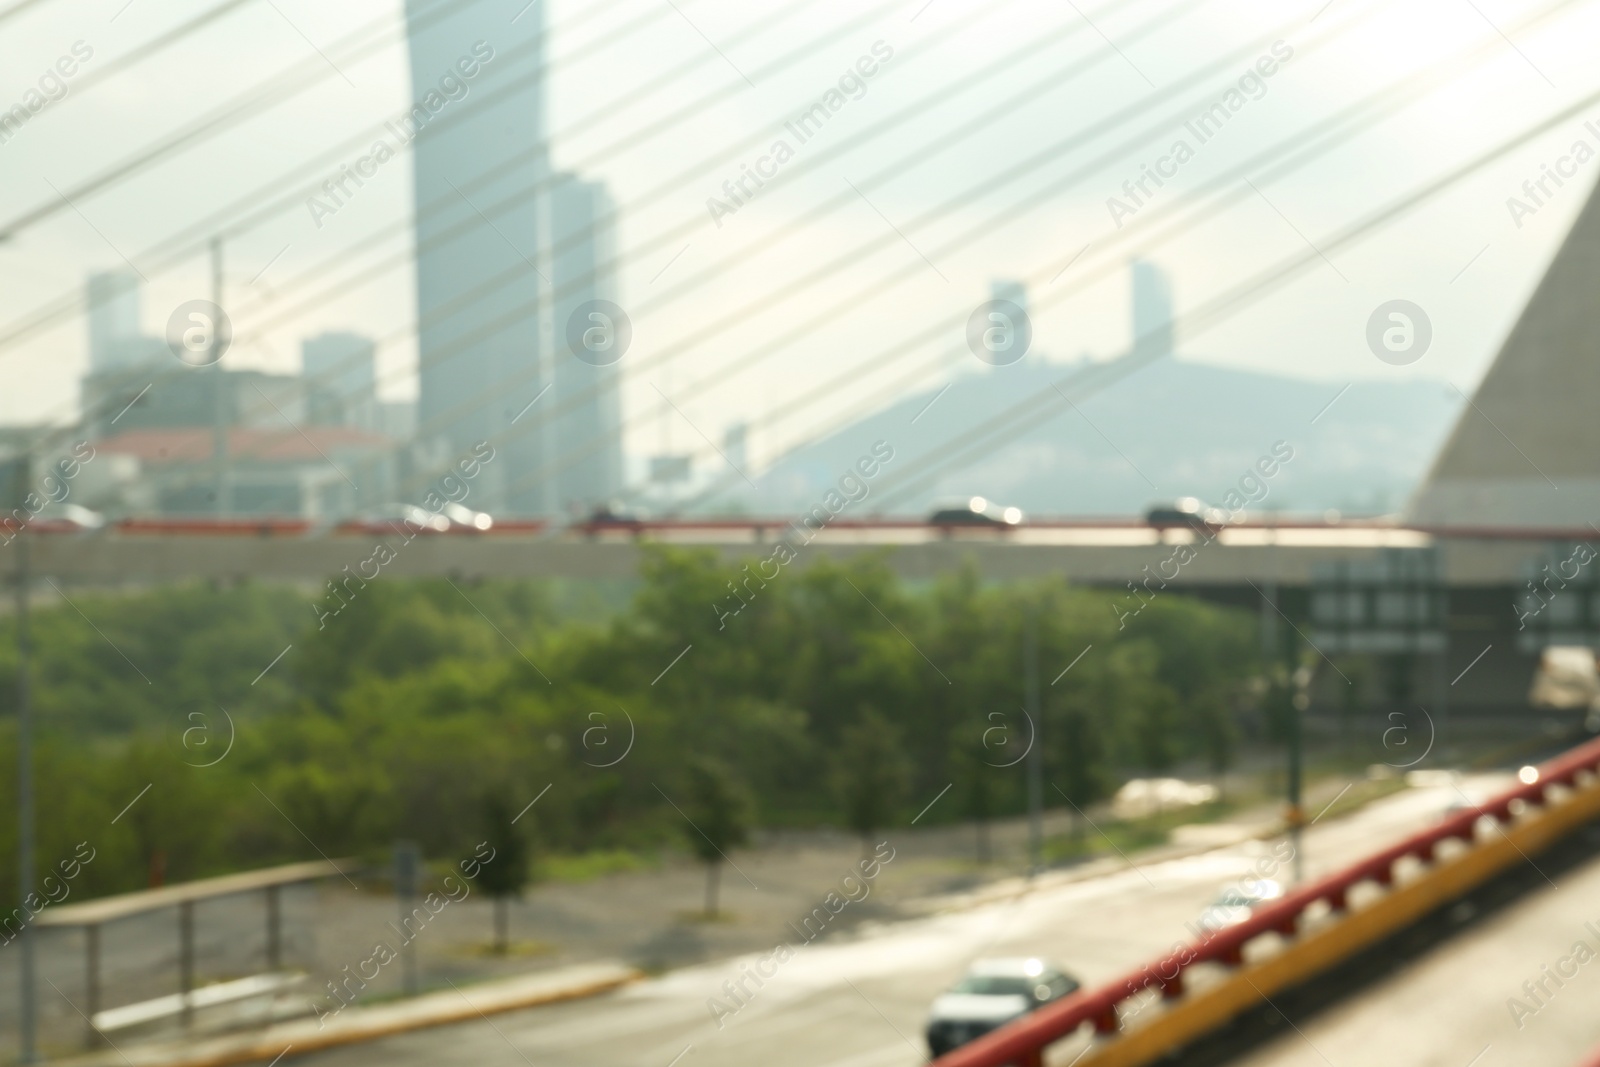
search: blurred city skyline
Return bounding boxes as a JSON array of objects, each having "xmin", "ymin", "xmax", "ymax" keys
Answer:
[{"xmin": 2, "ymin": 0, "xmax": 1598, "ymax": 484}]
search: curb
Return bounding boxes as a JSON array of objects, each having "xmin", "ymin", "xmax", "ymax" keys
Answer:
[
  {"xmin": 48, "ymin": 962, "xmax": 642, "ymax": 1067},
  {"xmin": 912, "ymin": 776, "xmax": 1418, "ymax": 917}
]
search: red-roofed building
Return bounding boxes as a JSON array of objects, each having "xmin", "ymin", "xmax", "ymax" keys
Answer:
[{"xmin": 95, "ymin": 425, "xmax": 396, "ymax": 517}]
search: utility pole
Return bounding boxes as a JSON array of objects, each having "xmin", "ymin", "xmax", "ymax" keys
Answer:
[
  {"xmin": 534, "ymin": 184, "xmax": 556, "ymax": 519},
  {"xmin": 1288, "ymin": 658, "xmax": 1308, "ymax": 884},
  {"xmin": 1263, "ymin": 512, "xmax": 1305, "ymax": 882},
  {"xmin": 14, "ymin": 452, "xmax": 37, "ymax": 1064},
  {"xmin": 394, "ymin": 842, "xmax": 420, "ymax": 996},
  {"xmin": 1025, "ymin": 607, "xmax": 1042, "ymax": 876},
  {"xmin": 210, "ymin": 237, "xmax": 228, "ymax": 516}
]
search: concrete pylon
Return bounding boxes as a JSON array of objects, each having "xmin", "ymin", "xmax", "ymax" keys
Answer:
[{"xmin": 1407, "ymin": 174, "xmax": 1600, "ymax": 529}]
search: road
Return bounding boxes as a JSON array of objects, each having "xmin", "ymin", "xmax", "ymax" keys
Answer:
[
  {"xmin": 292, "ymin": 774, "xmax": 1515, "ymax": 1067},
  {"xmin": 1234, "ymin": 802, "xmax": 1600, "ymax": 1067}
]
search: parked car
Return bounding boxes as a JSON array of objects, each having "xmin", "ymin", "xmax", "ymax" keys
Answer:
[
  {"xmin": 925, "ymin": 958, "xmax": 1078, "ymax": 1057},
  {"xmin": 1195, "ymin": 878, "xmax": 1283, "ymax": 934},
  {"xmin": 928, "ymin": 496, "xmax": 1023, "ymax": 527}
]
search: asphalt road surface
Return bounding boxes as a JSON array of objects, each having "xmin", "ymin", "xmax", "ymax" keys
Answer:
[
  {"xmin": 292, "ymin": 774, "xmax": 1528, "ymax": 1067},
  {"xmin": 1233, "ymin": 808, "xmax": 1600, "ymax": 1067}
]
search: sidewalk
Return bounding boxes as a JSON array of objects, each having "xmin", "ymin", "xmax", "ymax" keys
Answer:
[{"xmin": 49, "ymin": 962, "xmax": 640, "ymax": 1067}]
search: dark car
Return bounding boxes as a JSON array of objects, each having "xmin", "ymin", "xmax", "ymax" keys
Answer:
[
  {"xmin": 575, "ymin": 503, "xmax": 645, "ymax": 535},
  {"xmin": 928, "ymin": 496, "xmax": 1024, "ymax": 527},
  {"xmin": 925, "ymin": 958, "xmax": 1079, "ymax": 1057},
  {"xmin": 1146, "ymin": 497, "xmax": 1224, "ymax": 533}
]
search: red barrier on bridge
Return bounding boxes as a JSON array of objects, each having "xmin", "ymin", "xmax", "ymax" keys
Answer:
[
  {"xmin": 933, "ymin": 736, "xmax": 1600, "ymax": 1067},
  {"xmin": 5, "ymin": 515, "xmax": 1406, "ymax": 537},
  {"xmin": 116, "ymin": 517, "xmax": 315, "ymax": 536}
]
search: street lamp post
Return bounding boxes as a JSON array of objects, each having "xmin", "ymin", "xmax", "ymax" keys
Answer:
[
  {"xmin": 1025, "ymin": 608, "xmax": 1042, "ymax": 875},
  {"xmin": 1289, "ymin": 662, "xmax": 1311, "ymax": 884},
  {"xmin": 13, "ymin": 451, "xmax": 37, "ymax": 1063}
]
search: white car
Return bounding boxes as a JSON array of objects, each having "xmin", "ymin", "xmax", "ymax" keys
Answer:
[
  {"xmin": 1195, "ymin": 878, "xmax": 1283, "ymax": 934},
  {"xmin": 925, "ymin": 958, "xmax": 1078, "ymax": 1057},
  {"xmin": 441, "ymin": 502, "xmax": 493, "ymax": 531},
  {"xmin": 353, "ymin": 503, "xmax": 450, "ymax": 534}
]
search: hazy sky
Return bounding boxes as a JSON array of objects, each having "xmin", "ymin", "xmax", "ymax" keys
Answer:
[{"xmin": 1, "ymin": 0, "xmax": 1597, "ymax": 471}]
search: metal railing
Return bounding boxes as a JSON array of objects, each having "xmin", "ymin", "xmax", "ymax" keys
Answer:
[{"xmin": 934, "ymin": 735, "xmax": 1600, "ymax": 1067}]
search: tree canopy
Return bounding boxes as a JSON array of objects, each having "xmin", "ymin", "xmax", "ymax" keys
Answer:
[{"xmin": 0, "ymin": 548, "xmax": 1265, "ymax": 902}]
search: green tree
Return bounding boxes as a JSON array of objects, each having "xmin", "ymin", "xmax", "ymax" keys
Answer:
[
  {"xmin": 1195, "ymin": 691, "xmax": 1239, "ymax": 798},
  {"xmin": 949, "ymin": 728, "xmax": 999, "ymax": 865},
  {"xmin": 477, "ymin": 791, "xmax": 530, "ymax": 954},
  {"xmin": 1053, "ymin": 704, "xmax": 1109, "ymax": 840},
  {"xmin": 831, "ymin": 709, "xmax": 913, "ymax": 853},
  {"xmin": 684, "ymin": 757, "xmax": 754, "ymax": 918}
]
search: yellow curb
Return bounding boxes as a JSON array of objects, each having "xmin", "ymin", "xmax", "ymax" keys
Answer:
[{"xmin": 49, "ymin": 962, "xmax": 643, "ymax": 1067}]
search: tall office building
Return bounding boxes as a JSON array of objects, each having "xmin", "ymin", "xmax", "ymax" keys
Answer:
[
  {"xmin": 1130, "ymin": 259, "xmax": 1174, "ymax": 359},
  {"xmin": 405, "ymin": 0, "xmax": 550, "ymax": 512},
  {"xmin": 85, "ymin": 271, "xmax": 165, "ymax": 372},
  {"xmin": 86, "ymin": 271, "xmax": 140, "ymax": 370},
  {"xmin": 546, "ymin": 173, "xmax": 623, "ymax": 514},
  {"xmin": 303, "ymin": 331, "xmax": 378, "ymax": 432}
]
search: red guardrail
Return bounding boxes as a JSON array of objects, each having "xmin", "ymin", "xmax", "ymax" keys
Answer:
[
  {"xmin": 934, "ymin": 735, "xmax": 1600, "ymax": 1067},
  {"xmin": 4, "ymin": 515, "xmax": 1417, "ymax": 537},
  {"xmin": 114, "ymin": 517, "xmax": 315, "ymax": 536}
]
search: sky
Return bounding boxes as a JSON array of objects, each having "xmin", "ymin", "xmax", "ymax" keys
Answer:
[{"xmin": 1, "ymin": 0, "xmax": 1598, "ymax": 473}]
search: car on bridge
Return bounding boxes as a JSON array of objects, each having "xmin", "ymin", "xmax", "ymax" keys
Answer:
[
  {"xmin": 343, "ymin": 503, "xmax": 451, "ymax": 536},
  {"xmin": 928, "ymin": 496, "xmax": 1024, "ymax": 528},
  {"xmin": 573, "ymin": 503, "xmax": 646, "ymax": 537},
  {"xmin": 441, "ymin": 502, "xmax": 494, "ymax": 531},
  {"xmin": 924, "ymin": 958, "xmax": 1079, "ymax": 1057},
  {"xmin": 1146, "ymin": 497, "xmax": 1225, "ymax": 534}
]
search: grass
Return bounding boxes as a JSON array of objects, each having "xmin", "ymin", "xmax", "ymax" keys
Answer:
[
  {"xmin": 1301, "ymin": 775, "xmax": 1408, "ymax": 824},
  {"xmin": 1042, "ymin": 800, "xmax": 1233, "ymax": 866},
  {"xmin": 1040, "ymin": 770, "xmax": 1411, "ymax": 867},
  {"xmin": 673, "ymin": 908, "xmax": 739, "ymax": 925},
  {"xmin": 453, "ymin": 939, "xmax": 560, "ymax": 959},
  {"xmin": 540, "ymin": 849, "xmax": 658, "ymax": 883}
]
